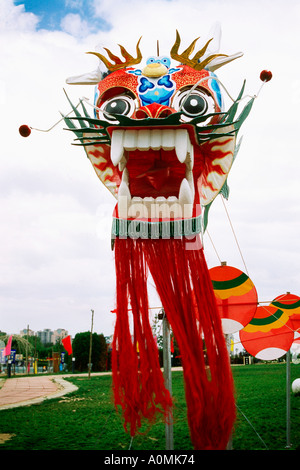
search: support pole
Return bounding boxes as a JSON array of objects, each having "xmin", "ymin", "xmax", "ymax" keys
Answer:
[
  {"xmin": 286, "ymin": 349, "xmax": 291, "ymax": 448},
  {"xmin": 26, "ymin": 325, "xmax": 29, "ymax": 375},
  {"xmin": 162, "ymin": 312, "xmax": 174, "ymax": 450},
  {"xmin": 88, "ymin": 309, "xmax": 94, "ymax": 379},
  {"xmin": 225, "ymin": 333, "xmax": 233, "ymax": 450}
]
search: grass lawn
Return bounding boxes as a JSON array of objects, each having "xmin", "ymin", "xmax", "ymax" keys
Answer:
[{"xmin": 0, "ymin": 363, "xmax": 299, "ymax": 451}]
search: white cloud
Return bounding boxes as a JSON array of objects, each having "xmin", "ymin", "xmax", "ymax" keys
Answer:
[
  {"xmin": 60, "ymin": 13, "xmax": 91, "ymax": 38},
  {"xmin": 0, "ymin": 0, "xmax": 39, "ymax": 32}
]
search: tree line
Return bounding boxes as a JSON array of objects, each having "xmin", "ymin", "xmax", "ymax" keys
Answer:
[{"xmin": 0, "ymin": 331, "xmax": 111, "ymax": 373}]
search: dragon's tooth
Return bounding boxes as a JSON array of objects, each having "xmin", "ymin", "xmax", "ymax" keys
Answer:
[
  {"xmin": 118, "ymin": 176, "xmax": 131, "ymax": 219},
  {"xmin": 162, "ymin": 129, "xmax": 175, "ymax": 150},
  {"xmin": 118, "ymin": 169, "xmax": 131, "ymax": 198},
  {"xmin": 156, "ymin": 206, "xmax": 170, "ymax": 219},
  {"xmin": 155, "ymin": 196, "xmax": 169, "ymax": 219},
  {"xmin": 121, "ymin": 167, "xmax": 129, "ymax": 184},
  {"xmin": 179, "ymin": 178, "xmax": 193, "ymax": 218},
  {"xmin": 150, "ymin": 129, "xmax": 162, "ymax": 150},
  {"xmin": 118, "ymin": 182, "xmax": 131, "ymax": 200},
  {"xmin": 170, "ymin": 202, "xmax": 181, "ymax": 219},
  {"xmin": 167, "ymin": 196, "xmax": 178, "ymax": 202},
  {"xmin": 137, "ymin": 129, "xmax": 151, "ymax": 149},
  {"xmin": 179, "ymin": 177, "xmax": 194, "ymax": 205},
  {"xmin": 123, "ymin": 130, "xmax": 138, "ymax": 150},
  {"xmin": 111, "ymin": 129, "xmax": 124, "ymax": 166},
  {"xmin": 128, "ymin": 197, "xmax": 146, "ymax": 219},
  {"xmin": 118, "ymin": 156, "xmax": 127, "ymax": 171},
  {"xmin": 143, "ymin": 197, "xmax": 156, "ymax": 219},
  {"xmin": 118, "ymin": 199, "xmax": 129, "ymax": 219},
  {"xmin": 175, "ymin": 129, "xmax": 189, "ymax": 163}
]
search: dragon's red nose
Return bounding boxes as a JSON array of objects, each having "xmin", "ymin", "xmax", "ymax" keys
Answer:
[{"xmin": 135, "ymin": 102, "xmax": 175, "ymax": 119}]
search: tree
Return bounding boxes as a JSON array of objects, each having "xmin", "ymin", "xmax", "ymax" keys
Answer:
[
  {"xmin": 72, "ymin": 332, "xmax": 108, "ymax": 372},
  {"xmin": 0, "ymin": 333, "xmax": 34, "ymax": 357},
  {"xmin": 98, "ymin": 334, "xmax": 108, "ymax": 371}
]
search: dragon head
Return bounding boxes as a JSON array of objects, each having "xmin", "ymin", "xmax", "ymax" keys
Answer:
[{"xmin": 64, "ymin": 30, "xmax": 254, "ymax": 240}]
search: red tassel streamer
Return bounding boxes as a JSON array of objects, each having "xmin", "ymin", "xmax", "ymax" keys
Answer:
[
  {"xmin": 113, "ymin": 235, "xmax": 236, "ymax": 449},
  {"xmin": 112, "ymin": 238, "xmax": 173, "ymax": 436}
]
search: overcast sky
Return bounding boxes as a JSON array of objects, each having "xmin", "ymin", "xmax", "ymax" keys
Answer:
[{"xmin": 1, "ymin": 0, "xmax": 299, "ymax": 342}]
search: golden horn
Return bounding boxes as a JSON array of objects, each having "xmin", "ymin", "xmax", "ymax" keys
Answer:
[
  {"xmin": 86, "ymin": 37, "xmax": 142, "ymax": 72},
  {"xmin": 170, "ymin": 30, "xmax": 227, "ymax": 71}
]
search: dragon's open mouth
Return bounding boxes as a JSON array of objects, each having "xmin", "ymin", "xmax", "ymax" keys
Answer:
[
  {"xmin": 64, "ymin": 78, "xmax": 251, "ymax": 229},
  {"xmin": 111, "ymin": 128, "xmax": 195, "ymax": 220}
]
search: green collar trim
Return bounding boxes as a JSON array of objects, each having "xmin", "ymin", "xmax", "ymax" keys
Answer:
[{"xmin": 111, "ymin": 215, "xmax": 202, "ymax": 241}]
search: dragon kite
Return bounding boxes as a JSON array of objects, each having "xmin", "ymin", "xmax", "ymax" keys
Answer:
[{"xmin": 58, "ymin": 27, "xmax": 269, "ymax": 449}]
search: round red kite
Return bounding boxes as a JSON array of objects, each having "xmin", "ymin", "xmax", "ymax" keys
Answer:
[
  {"xmin": 239, "ymin": 305, "xmax": 294, "ymax": 360},
  {"xmin": 209, "ymin": 265, "xmax": 258, "ymax": 334},
  {"xmin": 270, "ymin": 293, "xmax": 300, "ymax": 334}
]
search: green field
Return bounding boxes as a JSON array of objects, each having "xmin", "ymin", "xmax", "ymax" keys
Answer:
[{"xmin": 0, "ymin": 363, "xmax": 299, "ymax": 451}]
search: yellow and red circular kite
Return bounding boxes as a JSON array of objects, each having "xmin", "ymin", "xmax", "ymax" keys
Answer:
[
  {"xmin": 239, "ymin": 304, "xmax": 295, "ymax": 360},
  {"xmin": 209, "ymin": 265, "xmax": 257, "ymax": 334}
]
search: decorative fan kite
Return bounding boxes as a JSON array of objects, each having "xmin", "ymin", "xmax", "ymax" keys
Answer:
[
  {"xmin": 239, "ymin": 305, "xmax": 295, "ymax": 360},
  {"xmin": 209, "ymin": 264, "xmax": 258, "ymax": 334},
  {"xmin": 59, "ymin": 27, "xmax": 270, "ymax": 450},
  {"xmin": 270, "ymin": 293, "xmax": 300, "ymax": 334},
  {"xmin": 240, "ymin": 293, "xmax": 300, "ymax": 361}
]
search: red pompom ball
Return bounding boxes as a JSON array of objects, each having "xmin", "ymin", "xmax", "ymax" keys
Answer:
[
  {"xmin": 260, "ymin": 70, "xmax": 272, "ymax": 82},
  {"xmin": 19, "ymin": 125, "xmax": 31, "ymax": 137}
]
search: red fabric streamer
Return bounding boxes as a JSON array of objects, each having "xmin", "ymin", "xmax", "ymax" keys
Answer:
[
  {"xmin": 4, "ymin": 335, "xmax": 12, "ymax": 357},
  {"xmin": 62, "ymin": 335, "xmax": 73, "ymax": 355},
  {"xmin": 113, "ymin": 238, "xmax": 173, "ymax": 436},
  {"xmin": 113, "ymin": 235, "xmax": 236, "ymax": 450}
]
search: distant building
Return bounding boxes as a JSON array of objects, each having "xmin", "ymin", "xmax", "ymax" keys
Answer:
[
  {"xmin": 20, "ymin": 328, "xmax": 69, "ymax": 345},
  {"xmin": 19, "ymin": 328, "xmax": 35, "ymax": 337},
  {"xmin": 53, "ymin": 329, "xmax": 68, "ymax": 344},
  {"xmin": 36, "ymin": 329, "xmax": 53, "ymax": 345}
]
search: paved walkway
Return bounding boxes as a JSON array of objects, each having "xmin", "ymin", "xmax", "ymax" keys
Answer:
[
  {"xmin": 0, "ymin": 375, "xmax": 79, "ymax": 410},
  {"xmin": 0, "ymin": 368, "xmax": 180, "ymax": 411}
]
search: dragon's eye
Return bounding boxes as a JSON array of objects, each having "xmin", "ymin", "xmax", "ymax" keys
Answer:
[
  {"xmin": 181, "ymin": 94, "xmax": 207, "ymax": 117},
  {"xmin": 172, "ymin": 88, "xmax": 216, "ymax": 123},
  {"xmin": 98, "ymin": 94, "xmax": 136, "ymax": 122}
]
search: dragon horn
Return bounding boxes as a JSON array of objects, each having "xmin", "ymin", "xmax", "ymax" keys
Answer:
[{"xmin": 86, "ymin": 37, "xmax": 142, "ymax": 72}]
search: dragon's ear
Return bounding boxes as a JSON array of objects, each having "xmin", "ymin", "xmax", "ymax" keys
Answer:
[
  {"xmin": 206, "ymin": 52, "xmax": 243, "ymax": 72},
  {"xmin": 66, "ymin": 63, "xmax": 104, "ymax": 85}
]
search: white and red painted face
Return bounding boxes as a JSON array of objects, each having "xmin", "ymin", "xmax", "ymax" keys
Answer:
[
  {"xmin": 86, "ymin": 65, "xmax": 235, "ymax": 223},
  {"xmin": 65, "ymin": 33, "xmax": 247, "ymax": 238}
]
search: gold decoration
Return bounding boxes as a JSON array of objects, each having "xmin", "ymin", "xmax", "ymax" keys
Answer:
[
  {"xmin": 87, "ymin": 37, "xmax": 143, "ymax": 72},
  {"xmin": 170, "ymin": 30, "xmax": 227, "ymax": 71}
]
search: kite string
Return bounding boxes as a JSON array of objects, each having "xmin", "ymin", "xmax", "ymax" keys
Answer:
[
  {"xmin": 221, "ymin": 195, "xmax": 249, "ymax": 276},
  {"xmin": 216, "ymin": 198, "xmax": 298, "ymax": 334},
  {"xmin": 30, "ymin": 100, "xmax": 82, "ymax": 132},
  {"xmin": 205, "ymin": 196, "xmax": 249, "ymax": 276},
  {"xmin": 236, "ymin": 405, "xmax": 269, "ymax": 450},
  {"xmin": 206, "ymin": 230, "xmax": 222, "ymax": 264},
  {"xmin": 212, "ymin": 199, "xmax": 298, "ymax": 336}
]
